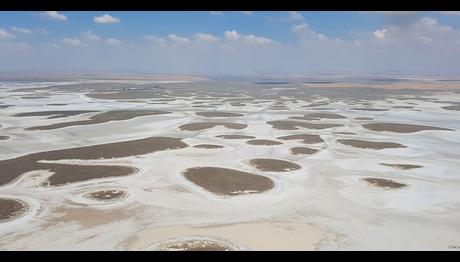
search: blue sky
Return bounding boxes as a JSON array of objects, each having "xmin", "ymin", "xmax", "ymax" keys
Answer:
[{"xmin": 1, "ymin": 11, "xmax": 460, "ymax": 74}]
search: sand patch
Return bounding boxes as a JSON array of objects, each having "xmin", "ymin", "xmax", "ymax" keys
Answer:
[
  {"xmin": 179, "ymin": 122, "xmax": 247, "ymax": 131},
  {"xmin": 362, "ymin": 123, "xmax": 454, "ymax": 133},
  {"xmin": 0, "ymin": 198, "xmax": 29, "ymax": 222},
  {"xmin": 363, "ymin": 177, "xmax": 407, "ymax": 189},
  {"xmin": 277, "ymin": 134, "xmax": 324, "ymax": 144},
  {"xmin": 337, "ymin": 139, "xmax": 406, "ymax": 150},
  {"xmin": 195, "ymin": 112, "xmax": 244, "ymax": 118},
  {"xmin": 27, "ymin": 110, "xmax": 170, "ymax": 130},
  {"xmin": 215, "ymin": 135, "xmax": 255, "ymax": 140},
  {"xmin": 246, "ymin": 139, "xmax": 283, "ymax": 146},
  {"xmin": 290, "ymin": 147, "xmax": 319, "ymax": 155},
  {"xmin": 125, "ymin": 222, "xmax": 324, "ymax": 251},
  {"xmin": 267, "ymin": 120, "xmax": 343, "ymax": 130},
  {"xmin": 183, "ymin": 167, "xmax": 274, "ymax": 196},
  {"xmin": 380, "ymin": 163, "xmax": 423, "ymax": 170},
  {"xmin": 249, "ymin": 158, "xmax": 301, "ymax": 172},
  {"xmin": 147, "ymin": 236, "xmax": 241, "ymax": 251},
  {"xmin": 193, "ymin": 144, "xmax": 224, "ymax": 149}
]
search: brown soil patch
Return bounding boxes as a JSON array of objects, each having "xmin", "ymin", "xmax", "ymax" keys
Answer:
[
  {"xmin": 249, "ymin": 158, "xmax": 301, "ymax": 172},
  {"xmin": 363, "ymin": 177, "xmax": 407, "ymax": 189},
  {"xmin": 246, "ymin": 139, "xmax": 283, "ymax": 146},
  {"xmin": 27, "ymin": 110, "xmax": 170, "ymax": 130},
  {"xmin": 14, "ymin": 110, "xmax": 97, "ymax": 119},
  {"xmin": 43, "ymin": 164, "xmax": 138, "ymax": 186},
  {"xmin": 290, "ymin": 147, "xmax": 319, "ymax": 155},
  {"xmin": 277, "ymin": 134, "xmax": 324, "ymax": 144},
  {"xmin": 355, "ymin": 117, "xmax": 373, "ymax": 120},
  {"xmin": 183, "ymin": 167, "xmax": 274, "ymax": 196},
  {"xmin": 86, "ymin": 91, "xmax": 166, "ymax": 100},
  {"xmin": 380, "ymin": 163, "xmax": 423, "ymax": 170},
  {"xmin": 267, "ymin": 120, "xmax": 343, "ymax": 130},
  {"xmin": 362, "ymin": 123, "xmax": 454, "ymax": 133},
  {"xmin": 337, "ymin": 139, "xmax": 406, "ymax": 149},
  {"xmin": 215, "ymin": 135, "xmax": 255, "ymax": 139},
  {"xmin": 84, "ymin": 189, "xmax": 128, "ymax": 201},
  {"xmin": 0, "ymin": 136, "xmax": 188, "ymax": 186},
  {"xmin": 195, "ymin": 112, "xmax": 244, "ymax": 118},
  {"xmin": 0, "ymin": 198, "xmax": 29, "ymax": 221},
  {"xmin": 193, "ymin": 144, "xmax": 224, "ymax": 149},
  {"xmin": 334, "ymin": 132, "xmax": 357, "ymax": 135},
  {"xmin": 179, "ymin": 122, "xmax": 247, "ymax": 131},
  {"xmin": 303, "ymin": 113, "xmax": 346, "ymax": 119},
  {"xmin": 351, "ymin": 108, "xmax": 389, "ymax": 111},
  {"xmin": 442, "ymin": 104, "xmax": 460, "ymax": 111}
]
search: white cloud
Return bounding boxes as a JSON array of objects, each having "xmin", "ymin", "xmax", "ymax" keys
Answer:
[
  {"xmin": 94, "ymin": 14, "xmax": 120, "ymax": 24},
  {"xmin": 194, "ymin": 33, "xmax": 219, "ymax": 43},
  {"xmin": 224, "ymin": 30, "xmax": 273, "ymax": 45},
  {"xmin": 292, "ymin": 23, "xmax": 335, "ymax": 43},
  {"xmin": 0, "ymin": 28, "xmax": 14, "ymax": 39},
  {"xmin": 144, "ymin": 35, "xmax": 167, "ymax": 46},
  {"xmin": 288, "ymin": 11, "xmax": 304, "ymax": 21},
  {"xmin": 439, "ymin": 11, "xmax": 460, "ymax": 16},
  {"xmin": 81, "ymin": 31, "xmax": 101, "ymax": 42},
  {"xmin": 240, "ymin": 11, "xmax": 253, "ymax": 15},
  {"xmin": 41, "ymin": 11, "xmax": 67, "ymax": 21},
  {"xmin": 106, "ymin": 38, "xmax": 121, "ymax": 45},
  {"xmin": 373, "ymin": 11, "xmax": 419, "ymax": 15},
  {"xmin": 244, "ymin": 34, "xmax": 272, "ymax": 45},
  {"xmin": 168, "ymin": 34, "xmax": 190, "ymax": 44},
  {"xmin": 373, "ymin": 29, "xmax": 388, "ymax": 40},
  {"xmin": 11, "ymin": 26, "xmax": 32, "ymax": 34},
  {"xmin": 61, "ymin": 38, "xmax": 82, "ymax": 46},
  {"xmin": 210, "ymin": 11, "xmax": 223, "ymax": 15},
  {"xmin": 224, "ymin": 30, "xmax": 240, "ymax": 40}
]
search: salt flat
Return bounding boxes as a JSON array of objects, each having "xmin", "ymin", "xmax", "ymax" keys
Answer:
[{"xmin": 0, "ymin": 78, "xmax": 459, "ymax": 250}]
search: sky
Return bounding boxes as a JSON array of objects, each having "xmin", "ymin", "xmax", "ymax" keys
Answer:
[{"xmin": 1, "ymin": 11, "xmax": 460, "ymax": 75}]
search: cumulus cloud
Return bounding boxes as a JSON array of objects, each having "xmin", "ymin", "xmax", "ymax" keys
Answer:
[
  {"xmin": 210, "ymin": 11, "xmax": 223, "ymax": 15},
  {"xmin": 11, "ymin": 26, "xmax": 32, "ymax": 34},
  {"xmin": 94, "ymin": 14, "xmax": 120, "ymax": 24},
  {"xmin": 0, "ymin": 28, "xmax": 14, "ymax": 39},
  {"xmin": 224, "ymin": 30, "xmax": 273, "ymax": 45},
  {"xmin": 168, "ymin": 34, "xmax": 190, "ymax": 44},
  {"xmin": 288, "ymin": 11, "xmax": 304, "ymax": 21},
  {"xmin": 194, "ymin": 33, "xmax": 219, "ymax": 43},
  {"xmin": 224, "ymin": 30, "xmax": 240, "ymax": 40},
  {"xmin": 373, "ymin": 29, "xmax": 388, "ymax": 40},
  {"xmin": 41, "ymin": 11, "xmax": 67, "ymax": 21},
  {"xmin": 244, "ymin": 34, "xmax": 272, "ymax": 44},
  {"xmin": 81, "ymin": 31, "xmax": 101, "ymax": 42},
  {"xmin": 439, "ymin": 11, "xmax": 460, "ymax": 16},
  {"xmin": 61, "ymin": 38, "xmax": 82, "ymax": 46},
  {"xmin": 106, "ymin": 38, "xmax": 121, "ymax": 45},
  {"xmin": 292, "ymin": 23, "xmax": 338, "ymax": 44},
  {"xmin": 144, "ymin": 35, "xmax": 167, "ymax": 46}
]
